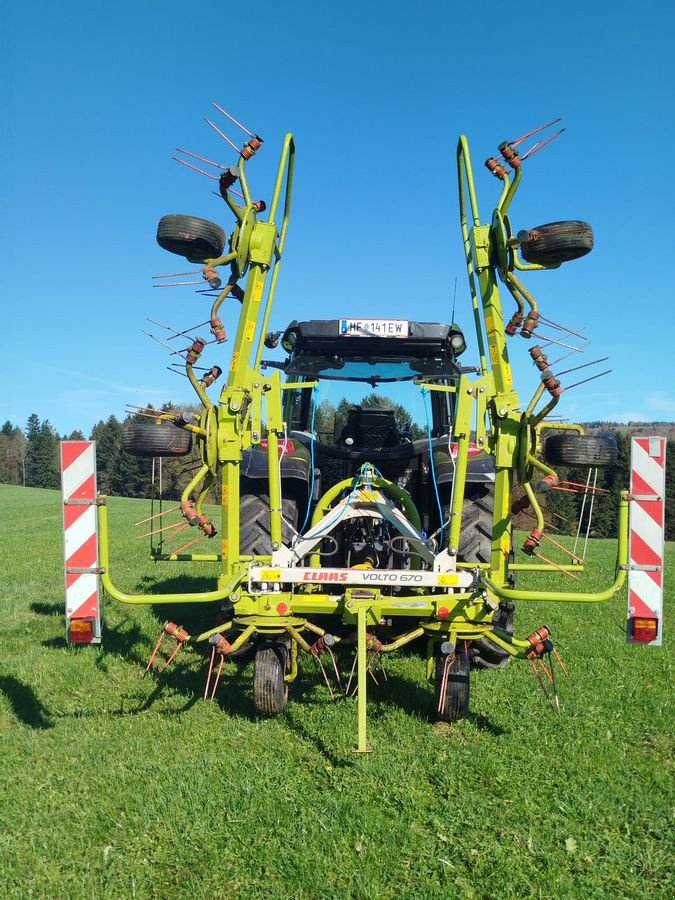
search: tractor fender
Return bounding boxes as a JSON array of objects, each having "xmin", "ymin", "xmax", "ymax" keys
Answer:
[
  {"xmin": 433, "ymin": 443, "xmax": 495, "ymax": 485},
  {"xmin": 241, "ymin": 441, "xmax": 311, "ymax": 483}
]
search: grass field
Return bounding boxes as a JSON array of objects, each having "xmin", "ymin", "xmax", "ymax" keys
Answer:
[{"xmin": 0, "ymin": 484, "xmax": 672, "ymax": 899}]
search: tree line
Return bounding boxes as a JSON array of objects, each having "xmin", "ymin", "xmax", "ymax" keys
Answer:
[
  {"xmin": 1, "ymin": 411, "xmax": 673, "ymax": 541},
  {"xmin": 0, "ymin": 408, "xmax": 200, "ymax": 501}
]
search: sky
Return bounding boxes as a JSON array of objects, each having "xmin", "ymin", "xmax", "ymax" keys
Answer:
[{"xmin": 3, "ymin": 0, "xmax": 674, "ymax": 437}]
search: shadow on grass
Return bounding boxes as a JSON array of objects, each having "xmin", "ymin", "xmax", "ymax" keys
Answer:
[
  {"xmin": 0, "ymin": 676, "xmax": 53, "ymax": 729},
  {"xmin": 283, "ymin": 706, "xmax": 355, "ymax": 770},
  {"xmin": 364, "ymin": 668, "xmax": 508, "ymax": 735},
  {"xmin": 30, "ymin": 601, "xmax": 63, "ymax": 617}
]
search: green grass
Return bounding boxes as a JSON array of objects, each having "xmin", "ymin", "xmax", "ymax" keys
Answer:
[{"xmin": 0, "ymin": 484, "xmax": 673, "ymax": 899}]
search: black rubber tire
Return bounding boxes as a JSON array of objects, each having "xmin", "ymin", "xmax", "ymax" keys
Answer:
[
  {"xmin": 452, "ymin": 483, "xmax": 514, "ymax": 669},
  {"xmin": 240, "ymin": 491, "xmax": 298, "ymax": 555},
  {"xmin": 253, "ymin": 642, "xmax": 289, "ymax": 716},
  {"xmin": 519, "ymin": 220, "xmax": 593, "ymax": 266},
  {"xmin": 435, "ymin": 645, "xmax": 470, "ymax": 722},
  {"xmin": 156, "ymin": 214, "xmax": 226, "ymax": 262},
  {"xmin": 458, "ymin": 483, "xmax": 494, "ymax": 564},
  {"xmin": 122, "ymin": 423, "xmax": 192, "ymax": 457},
  {"xmin": 544, "ymin": 433, "xmax": 618, "ymax": 467}
]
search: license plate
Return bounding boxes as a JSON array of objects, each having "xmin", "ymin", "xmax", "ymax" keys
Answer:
[{"xmin": 339, "ymin": 318, "xmax": 409, "ymax": 338}]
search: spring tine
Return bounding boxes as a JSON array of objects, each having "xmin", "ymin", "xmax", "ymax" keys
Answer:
[
  {"xmin": 148, "ymin": 318, "xmax": 212, "ymax": 340},
  {"xmin": 327, "ymin": 646, "xmax": 343, "ymax": 691},
  {"xmin": 313, "ymin": 655, "xmax": 335, "ymax": 700},
  {"xmin": 137, "ymin": 521, "xmax": 187, "ymax": 539},
  {"xmin": 144, "ymin": 632, "xmax": 165, "ymax": 674},
  {"xmin": 521, "ymin": 127, "xmax": 565, "ymax": 160},
  {"xmin": 135, "ymin": 506, "xmax": 181, "ymax": 526},
  {"xmin": 555, "ymin": 356, "xmax": 609, "ymax": 378},
  {"xmin": 162, "ymin": 523, "xmax": 190, "ymax": 544},
  {"xmin": 531, "ymin": 659, "xmax": 551, "ymax": 703},
  {"xmin": 204, "ymin": 646, "xmax": 217, "ymax": 699},
  {"xmin": 153, "ymin": 280, "xmax": 205, "ymax": 288},
  {"xmin": 172, "ymin": 534, "xmax": 207, "ymax": 555},
  {"xmin": 529, "ymin": 331, "xmax": 586, "ymax": 351},
  {"xmin": 510, "ymin": 117, "xmax": 562, "ymax": 148},
  {"xmin": 538, "ymin": 656, "xmax": 555, "ymax": 685},
  {"xmin": 211, "ymin": 102, "xmax": 255, "ymax": 137},
  {"xmin": 210, "ymin": 655, "xmax": 225, "ymax": 701},
  {"xmin": 129, "ymin": 410, "xmax": 165, "ymax": 421},
  {"xmin": 366, "ymin": 653, "xmax": 380, "ymax": 686},
  {"xmin": 521, "ymin": 507, "xmax": 561, "ymax": 532},
  {"xmin": 144, "ymin": 331, "xmax": 188, "ymax": 356},
  {"xmin": 537, "ymin": 315, "xmax": 588, "ymax": 341},
  {"xmin": 533, "ymin": 550, "xmax": 580, "ymax": 579},
  {"xmin": 437, "ymin": 652, "xmax": 451, "ymax": 714},
  {"xmin": 560, "ymin": 479, "xmax": 609, "ymax": 493},
  {"xmin": 553, "ymin": 647, "xmax": 569, "ymax": 677},
  {"xmin": 126, "ymin": 403, "xmax": 171, "ymax": 414},
  {"xmin": 167, "ymin": 367, "xmax": 188, "ymax": 378},
  {"xmin": 176, "ymin": 146, "xmax": 229, "ymax": 169},
  {"xmin": 151, "ymin": 271, "xmax": 202, "ymax": 280},
  {"xmin": 547, "ymin": 653, "xmax": 560, "ymax": 708},
  {"xmin": 160, "ymin": 641, "xmax": 183, "ymax": 671},
  {"xmin": 539, "ymin": 531, "xmax": 584, "ymax": 563},
  {"xmin": 564, "ymin": 370, "xmax": 612, "ymax": 391},
  {"xmin": 172, "ymin": 157, "xmax": 219, "ymax": 181},
  {"xmin": 204, "ymin": 117, "xmax": 241, "ymax": 154},
  {"xmin": 345, "ymin": 652, "xmax": 358, "ymax": 696},
  {"xmin": 171, "ymin": 156, "xmax": 218, "ymax": 181},
  {"xmin": 212, "ymin": 186, "xmax": 245, "ymax": 200},
  {"xmin": 548, "ymin": 346, "xmax": 589, "ymax": 367}
]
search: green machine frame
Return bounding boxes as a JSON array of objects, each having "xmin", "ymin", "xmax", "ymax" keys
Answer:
[{"xmin": 97, "ymin": 123, "xmax": 630, "ymax": 752}]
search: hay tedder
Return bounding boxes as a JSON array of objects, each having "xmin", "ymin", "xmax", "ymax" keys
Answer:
[{"xmin": 61, "ymin": 110, "xmax": 665, "ymax": 751}]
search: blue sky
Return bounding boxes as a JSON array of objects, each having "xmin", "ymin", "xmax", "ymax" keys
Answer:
[{"xmin": 3, "ymin": 0, "xmax": 674, "ymax": 436}]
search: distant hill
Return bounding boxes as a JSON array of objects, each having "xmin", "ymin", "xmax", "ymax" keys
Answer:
[{"xmin": 580, "ymin": 422, "xmax": 675, "ymax": 440}]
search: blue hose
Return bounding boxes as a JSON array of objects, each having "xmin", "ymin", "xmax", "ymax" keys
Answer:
[{"xmin": 421, "ymin": 386, "xmax": 445, "ymax": 548}]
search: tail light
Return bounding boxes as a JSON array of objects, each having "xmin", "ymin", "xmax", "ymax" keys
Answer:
[
  {"xmin": 68, "ymin": 617, "xmax": 96, "ymax": 643},
  {"xmin": 630, "ymin": 617, "xmax": 659, "ymax": 643}
]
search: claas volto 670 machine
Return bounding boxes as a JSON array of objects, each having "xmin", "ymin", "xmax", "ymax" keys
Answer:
[{"xmin": 93, "ymin": 109, "xmax": 637, "ymax": 751}]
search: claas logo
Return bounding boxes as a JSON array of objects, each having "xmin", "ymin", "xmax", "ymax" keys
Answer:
[{"xmin": 303, "ymin": 570, "xmax": 348, "ymax": 582}]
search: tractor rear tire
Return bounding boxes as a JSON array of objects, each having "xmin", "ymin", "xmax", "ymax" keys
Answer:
[
  {"xmin": 156, "ymin": 214, "xmax": 226, "ymax": 262},
  {"xmin": 458, "ymin": 483, "xmax": 494, "ymax": 564},
  {"xmin": 240, "ymin": 491, "xmax": 298, "ymax": 555},
  {"xmin": 122, "ymin": 423, "xmax": 193, "ymax": 457},
  {"xmin": 544, "ymin": 433, "xmax": 618, "ymax": 467},
  {"xmin": 435, "ymin": 645, "xmax": 470, "ymax": 722},
  {"xmin": 519, "ymin": 220, "xmax": 593, "ymax": 266},
  {"xmin": 455, "ymin": 484, "xmax": 514, "ymax": 669},
  {"xmin": 253, "ymin": 642, "xmax": 289, "ymax": 716}
]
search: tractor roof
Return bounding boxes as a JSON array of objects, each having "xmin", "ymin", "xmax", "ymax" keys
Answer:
[{"xmin": 288, "ymin": 319, "xmax": 466, "ymax": 358}]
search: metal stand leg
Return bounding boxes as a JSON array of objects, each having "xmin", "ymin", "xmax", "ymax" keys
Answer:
[{"xmin": 353, "ymin": 605, "xmax": 373, "ymax": 753}]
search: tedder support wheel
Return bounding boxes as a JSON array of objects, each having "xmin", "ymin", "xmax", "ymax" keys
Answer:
[
  {"xmin": 544, "ymin": 433, "xmax": 618, "ymax": 467},
  {"xmin": 435, "ymin": 644, "xmax": 470, "ymax": 722},
  {"xmin": 240, "ymin": 490, "xmax": 299, "ymax": 555},
  {"xmin": 122, "ymin": 423, "xmax": 193, "ymax": 457},
  {"xmin": 455, "ymin": 484, "xmax": 514, "ymax": 669},
  {"xmin": 519, "ymin": 220, "xmax": 593, "ymax": 266},
  {"xmin": 156, "ymin": 214, "xmax": 227, "ymax": 262},
  {"xmin": 253, "ymin": 642, "xmax": 289, "ymax": 716}
]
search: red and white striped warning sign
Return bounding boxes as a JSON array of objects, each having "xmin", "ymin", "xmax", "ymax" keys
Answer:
[
  {"xmin": 628, "ymin": 436, "xmax": 666, "ymax": 645},
  {"xmin": 61, "ymin": 441, "xmax": 101, "ymax": 643}
]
